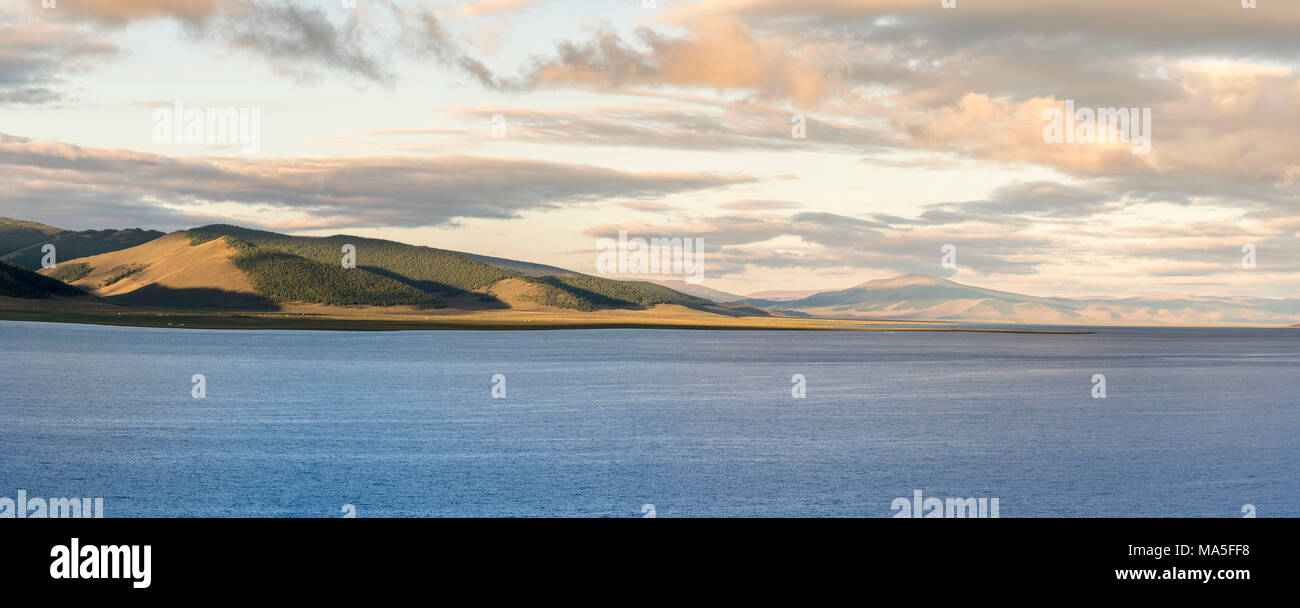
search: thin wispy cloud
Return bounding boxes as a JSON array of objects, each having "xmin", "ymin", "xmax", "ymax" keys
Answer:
[{"xmin": 0, "ymin": 133, "xmax": 754, "ymax": 230}]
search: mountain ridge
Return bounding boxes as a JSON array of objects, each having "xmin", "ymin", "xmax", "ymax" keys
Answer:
[
  {"xmin": 747, "ymin": 273, "xmax": 1299, "ymax": 325},
  {"xmin": 0, "ymin": 217, "xmax": 165, "ymax": 270},
  {"xmin": 33, "ymin": 223, "xmax": 744, "ymax": 318}
]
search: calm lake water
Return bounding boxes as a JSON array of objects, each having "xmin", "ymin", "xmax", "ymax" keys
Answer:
[{"xmin": 1, "ymin": 320, "xmax": 1296, "ymax": 517}]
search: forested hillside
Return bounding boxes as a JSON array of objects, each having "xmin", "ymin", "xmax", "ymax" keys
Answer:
[
  {"xmin": 186, "ymin": 225, "xmax": 701, "ymax": 312},
  {"xmin": 0, "ymin": 218, "xmax": 164, "ymax": 270},
  {"xmin": 0, "ymin": 261, "xmax": 85, "ymax": 298}
]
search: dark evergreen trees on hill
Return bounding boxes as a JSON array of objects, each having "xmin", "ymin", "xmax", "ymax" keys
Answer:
[
  {"xmin": 0, "ymin": 261, "xmax": 85, "ymax": 298},
  {"xmin": 188, "ymin": 225, "xmax": 703, "ymax": 311}
]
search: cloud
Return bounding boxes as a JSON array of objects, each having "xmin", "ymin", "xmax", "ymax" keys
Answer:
[
  {"xmin": 519, "ymin": 18, "xmax": 841, "ymax": 106},
  {"xmin": 10, "ymin": 1, "xmax": 1298, "ymax": 297},
  {"xmin": 618, "ymin": 201, "xmax": 678, "ymax": 212},
  {"xmin": 449, "ymin": 104, "xmax": 894, "ymax": 151},
  {"xmin": 492, "ymin": 1, "xmax": 1297, "ymax": 219},
  {"xmin": 927, "ymin": 181, "xmax": 1119, "ymax": 220},
  {"xmin": 0, "ymin": 133, "xmax": 755, "ymax": 230},
  {"xmin": 0, "ymin": 16, "xmax": 118, "ymax": 105},
  {"xmin": 578, "ymin": 202, "xmax": 1300, "ymax": 288},
  {"xmin": 30, "ymin": 0, "xmax": 497, "ymax": 87},
  {"xmin": 449, "ymin": 0, "xmax": 536, "ymax": 19},
  {"xmin": 390, "ymin": 7, "xmax": 500, "ymax": 89},
  {"xmin": 208, "ymin": 1, "xmax": 398, "ymax": 85},
  {"xmin": 584, "ymin": 210, "xmax": 1049, "ymax": 278},
  {"xmin": 673, "ymin": 0, "xmax": 1300, "ymax": 56},
  {"xmin": 0, "ymin": 87, "xmax": 61, "ymax": 105},
  {"xmin": 54, "ymin": 0, "xmax": 223, "ymax": 23},
  {"xmin": 524, "ymin": 1, "xmax": 1300, "ymax": 110},
  {"xmin": 907, "ymin": 66, "xmax": 1300, "ymax": 212},
  {"xmin": 716, "ymin": 200, "xmax": 803, "ymax": 210}
]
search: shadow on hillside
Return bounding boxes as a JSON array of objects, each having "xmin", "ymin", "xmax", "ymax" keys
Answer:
[
  {"xmin": 360, "ymin": 266, "xmax": 510, "ymax": 310},
  {"xmin": 700, "ymin": 302, "xmax": 774, "ymax": 318},
  {"xmin": 106, "ymin": 285, "xmax": 280, "ymax": 311},
  {"xmin": 530, "ymin": 276, "xmax": 648, "ymax": 311}
]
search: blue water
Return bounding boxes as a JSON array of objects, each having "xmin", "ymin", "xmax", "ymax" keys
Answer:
[{"xmin": 1, "ymin": 320, "xmax": 1296, "ymax": 517}]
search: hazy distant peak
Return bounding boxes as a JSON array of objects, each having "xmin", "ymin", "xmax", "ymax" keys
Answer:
[
  {"xmin": 755, "ymin": 272, "xmax": 1300, "ymax": 325},
  {"xmin": 852, "ymin": 274, "xmax": 954, "ymax": 289}
]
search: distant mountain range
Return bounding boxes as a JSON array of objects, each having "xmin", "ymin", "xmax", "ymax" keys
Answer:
[
  {"xmin": 743, "ymin": 288, "xmax": 834, "ymax": 301},
  {"xmin": 4, "ymin": 217, "xmax": 1295, "ymax": 326},
  {"xmin": 734, "ymin": 274, "xmax": 1300, "ymax": 325},
  {"xmin": 650, "ymin": 273, "xmax": 1299, "ymax": 325}
]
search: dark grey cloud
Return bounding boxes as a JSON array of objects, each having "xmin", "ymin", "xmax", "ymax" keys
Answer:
[
  {"xmin": 399, "ymin": 9, "xmax": 500, "ymax": 89},
  {"xmin": 206, "ymin": 1, "xmax": 396, "ymax": 85},
  {"xmin": 25, "ymin": 0, "xmax": 494, "ymax": 88}
]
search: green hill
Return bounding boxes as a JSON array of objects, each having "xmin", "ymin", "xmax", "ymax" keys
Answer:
[
  {"xmin": 231, "ymin": 247, "xmax": 444, "ymax": 309},
  {"xmin": 532, "ymin": 274, "xmax": 713, "ymax": 308},
  {"xmin": 185, "ymin": 225, "xmax": 701, "ymax": 312},
  {"xmin": 454, "ymin": 251, "xmax": 575, "ymax": 277},
  {"xmin": 0, "ymin": 260, "xmax": 85, "ymax": 298},
  {"xmin": 621, "ymin": 280, "xmax": 716, "ymax": 307},
  {"xmin": 0, "ymin": 217, "xmax": 64, "ymax": 255},
  {"xmin": 0, "ymin": 218, "xmax": 165, "ymax": 270}
]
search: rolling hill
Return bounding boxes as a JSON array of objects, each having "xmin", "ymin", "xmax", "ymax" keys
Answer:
[
  {"xmin": 453, "ymin": 251, "xmax": 575, "ymax": 277},
  {"xmin": 34, "ymin": 223, "xmax": 752, "ymax": 316},
  {"xmin": 0, "ymin": 217, "xmax": 165, "ymax": 270},
  {"xmin": 0, "ymin": 218, "xmax": 62, "ymax": 254},
  {"xmin": 747, "ymin": 274, "xmax": 1300, "ymax": 325},
  {"xmin": 645, "ymin": 279, "xmax": 745, "ymax": 303}
]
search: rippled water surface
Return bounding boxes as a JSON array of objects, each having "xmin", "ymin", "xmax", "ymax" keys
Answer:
[{"xmin": 2, "ymin": 321, "xmax": 1295, "ymax": 517}]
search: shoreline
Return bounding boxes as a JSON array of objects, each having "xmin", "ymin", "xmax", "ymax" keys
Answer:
[
  {"xmin": 4, "ymin": 298, "xmax": 1292, "ymax": 333},
  {"xmin": 0, "ymin": 306, "xmax": 1093, "ymax": 334}
]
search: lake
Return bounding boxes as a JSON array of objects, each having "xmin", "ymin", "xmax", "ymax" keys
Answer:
[{"xmin": 1, "ymin": 320, "xmax": 1296, "ymax": 517}]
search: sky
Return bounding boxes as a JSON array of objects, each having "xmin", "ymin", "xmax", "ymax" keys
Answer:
[{"xmin": 0, "ymin": 0, "xmax": 1296, "ymax": 298}]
